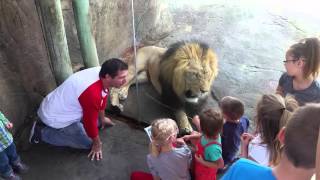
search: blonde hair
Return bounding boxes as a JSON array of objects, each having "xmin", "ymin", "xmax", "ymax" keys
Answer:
[
  {"xmin": 255, "ymin": 94, "xmax": 299, "ymax": 166},
  {"xmin": 150, "ymin": 118, "xmax": 178, "ymax": 157}
]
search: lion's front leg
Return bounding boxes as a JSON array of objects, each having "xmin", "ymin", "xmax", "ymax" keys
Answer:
[
  {"xmin": 110, "ymin": 88, "xmax": 124, "ymax": 111},
  {"xmin": 175, "ymin": 110, "xmax": 193, "ymax": 136},
  {"xmin": 109, "ymin": 65, "xmax": 137, "ymax": 110}
]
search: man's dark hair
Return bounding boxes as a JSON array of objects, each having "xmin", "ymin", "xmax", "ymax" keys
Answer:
[
  {"xmin": 219, "ymin": 96, "xmax": 244, "ymax": 121},
  {"xmin": 99, "ymin": 58, "xmax": 128, "ymax": 78},
  {"xmin": 199, "ymin": 108, "xmax": 223, "ymax": 137},
  {"xmin": 284, "ymin": 103, "xmax": 320, "ymax": 168}
]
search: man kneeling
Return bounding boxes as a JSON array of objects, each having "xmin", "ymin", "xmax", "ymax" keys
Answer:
[{"xmin": 29, "ymin": 58, "xmax": 128, "ymax": 161}]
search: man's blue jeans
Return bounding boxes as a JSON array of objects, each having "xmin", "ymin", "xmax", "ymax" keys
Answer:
[
  {"xmin": 41, "ymin": 122, "xmax": 92, "ymax": 149},
  {"xmin": 0, "ymin": 143, "xmax": 19, "ymax": 177}
]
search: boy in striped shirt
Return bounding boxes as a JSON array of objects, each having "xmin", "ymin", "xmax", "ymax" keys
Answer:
[{"xmin": 0, "ymin": 111, "xmax": 28, "ymax": 180}]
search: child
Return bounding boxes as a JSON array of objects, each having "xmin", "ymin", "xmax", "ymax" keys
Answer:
[
  {"xmin": 147, "ymin": 118, "xmax": 192, "ymax": 180},
  {"xmin": 240, "ymin": 94, "xmax": 298, "ymax": 166},
  {"xmin": 0, "ymin": 111, "xmax": 28, "ymax": 180},
  {"xmin": 222, "ymin": 103, "xmax": 320, "ymax": 180},
  {"xmin": 276, "ymin": 37, "xmax": 320, "ymax": 105},
  {"xmin": 184, "ymin": 108, "xmax": 224, "ymax": 180},
  {"xmin": 219, "ymin": 96, "xmax": 249, "ymax": 166}
]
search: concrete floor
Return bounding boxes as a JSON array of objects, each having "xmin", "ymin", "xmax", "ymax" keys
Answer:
[{"xmin": 19, "ymin": 119, "xmax": 150, "ymax": 180}]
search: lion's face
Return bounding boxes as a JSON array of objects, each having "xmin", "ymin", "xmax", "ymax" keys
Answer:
[
  {"xmin": 181, "ymin": 63, "xmax": 215, "ymax": 103},
  {"xmin": 161, "ymin": 42, "xmax": 218, "ymax": 104}
]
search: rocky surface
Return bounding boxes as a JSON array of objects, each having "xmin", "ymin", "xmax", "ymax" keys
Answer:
[
  {"xmin": 0, "ymin": 0, "xmax": 56, "ymax": 134},
  {"xmin": 120, "ymin": 0, "xmax": 320, "ymax": 131}
]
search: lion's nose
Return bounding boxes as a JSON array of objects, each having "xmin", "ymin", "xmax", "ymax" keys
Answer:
[
  {"xmin": 200, "ymin": 89, "xmax": 207, "ymax": 94},
  {"xmin": 185, "ymin": 90, "xmax": 200, "ymax": 98}
]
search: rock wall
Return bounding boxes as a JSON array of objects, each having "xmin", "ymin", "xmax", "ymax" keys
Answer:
[
  {"xmin": 1, "ymin": 0, "xmax": 319, "ymax": 134},
  {"xmin": 0, "ymin": 0, "xmax": 56, "ymax": 132},
  {"xmin": 118, "ymin": 1, "xmax": 320, "ymax": 128},
  {"xmin": 62, "ymin": 0, "xmax": 173, "ymax": 65},
  {"xmin": 0, "ymin": 0, "xmax": 173, "ymax": 134},
  {"xmin": 161, "ymin": 1, "xmax": 320, "ymax": 121}
]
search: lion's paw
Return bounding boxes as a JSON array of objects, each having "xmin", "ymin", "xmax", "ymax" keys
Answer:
[
  {"xmin": 118, "ymin": 88, "xmax": 129, "ymax": 100},
  {"xmin": 178, "ymin": 128, "xmax": 192, "ymax": 137}
]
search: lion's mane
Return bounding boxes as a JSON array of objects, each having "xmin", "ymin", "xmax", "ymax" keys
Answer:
[
  {"xmin": 111, "ymin": 41, "xmax": 218, "ymax": 133},
  {"xmin": 159, "ymin": 41, "xmax": 218, "ymax": 106}
]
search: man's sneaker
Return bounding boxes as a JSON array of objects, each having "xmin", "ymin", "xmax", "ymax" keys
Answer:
[
  {"xmin": 29, "ymin": 121, "xmax": 42, "ymax": 144},
  {"xmin": 13, "ymin": 162, "xmax": 29, "ymax": 174},
  {"xmin": 1, "ymin": 172, "xmax": 21, "ymax": 180}
]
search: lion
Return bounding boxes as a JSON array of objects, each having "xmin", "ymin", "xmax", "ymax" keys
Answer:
[{"xmin": 110, "ymin": 41, "xmax": 218, "ymax": 134}]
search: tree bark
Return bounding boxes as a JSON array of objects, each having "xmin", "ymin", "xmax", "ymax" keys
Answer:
[
  {"xmin": 35, "ymin": 0, "xmax": 73, "ymax": 85},
  {"xmin": 72, "ymin": 0, "xmax": 99, "ymax": 68}
]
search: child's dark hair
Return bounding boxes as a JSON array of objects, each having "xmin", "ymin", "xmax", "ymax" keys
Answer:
[
  {"xmin": 99, "ymin": 58, "xmax": 128, "ymax": 78},
  {"xmin": 284, "ymin": 103, "xmax": 320, "ymax": 168},
  {"xmin": 219, "ymin": 96, "xmax": 244, "ymax": 121},
  {"xmin": 255, "ymin": 94, "xmax": 298, "ymax": 166},
  {"xmin": 199, "ymin": 108, "xmax": 223, "ymax": 138},
  {"xmin": 288, "ymin": 37, "xmax": 320, "ymax": 78}
]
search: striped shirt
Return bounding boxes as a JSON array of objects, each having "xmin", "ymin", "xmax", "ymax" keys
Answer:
[{"xmin": 0, "ymin": 111, "xmax": 13, "ymax": 152}]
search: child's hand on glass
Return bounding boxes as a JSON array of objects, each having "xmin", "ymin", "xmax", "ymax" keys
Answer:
[
  {"xmin": 241, "ymin": 133, "xmax": 253, "ymax": 146},
  {"xmin": 174, "ymin": 138, "xmax": 186, "ymax": 147},
  {"xmin": 192, "ymin": 115, "xmax": 201, "ymax": 131},
  {"xmin": 182, "ymin": 135, "xmax": 191, "ymax": 142},
  {"xmin": 6, "ymin": 122, "xmax": 13, "ymax": 129}
]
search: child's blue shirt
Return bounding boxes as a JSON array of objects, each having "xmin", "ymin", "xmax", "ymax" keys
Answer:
[
  {"xmin": 222, "ymin": 116, "xmax": 249, "ymax": 165},
  {"xmin": 222, "ymin": 158, "xmax": 276, "ymax": 180}
]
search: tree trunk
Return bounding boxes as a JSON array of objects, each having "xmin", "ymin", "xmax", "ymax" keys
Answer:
[
  {"xmin": 35, "ymin": 0, "xmax": 73, "ymax": 85},
  {"xmin": 72, "ymin": 0, "xmax": 99, "ymax": 68}
]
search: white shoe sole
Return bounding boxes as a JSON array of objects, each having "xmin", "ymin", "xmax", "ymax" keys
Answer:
[{"xmin": 29, "ymin": 121, "xmax": 39, "ymax": 143}]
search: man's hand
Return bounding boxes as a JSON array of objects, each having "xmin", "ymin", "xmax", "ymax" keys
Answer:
[
  {"xmin": 100, "ymin": 117, "xmax": 115, "ymax": 129},
  {"xmin": 88, "ymin": 137, "xmax": 103, "ymax": 161},
  {"xmin": 6, "ymin": 122, "xmax": 13, "ymax": 129}
]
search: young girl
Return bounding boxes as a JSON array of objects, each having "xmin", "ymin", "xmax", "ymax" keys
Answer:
[
  {"xmin": 184, "ymin": 108, "xmax": 224, "ymax": 180},
  {"xmin": 147, "ymin": 118, "xmax": 192, "ymax": 180},
  {"xmin": 240, "ymin": 94, "xmax": 298, "ymax": 166},
  {"xmin": 276, "ymin": 37, "xmax": 320, "ymax": 105}
]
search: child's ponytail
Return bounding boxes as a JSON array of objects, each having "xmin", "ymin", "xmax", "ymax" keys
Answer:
[
  {"xmin": 304, "ymin": 38, "xmax": 320, "ymax": 78},
  {"xmin": 149, "ymin": 141, "xmax": 161, "ymax": 157},
  {"xmin": 269, "ymin": 95, "xmax": 298, "ymax": 166},
  {"xmin": 290, "ymin": 38, "xmax": 320, "ymax": 78},
  {"xmin": 256, "ymin": 94, "xmax": 298, "ymax": 166}
]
